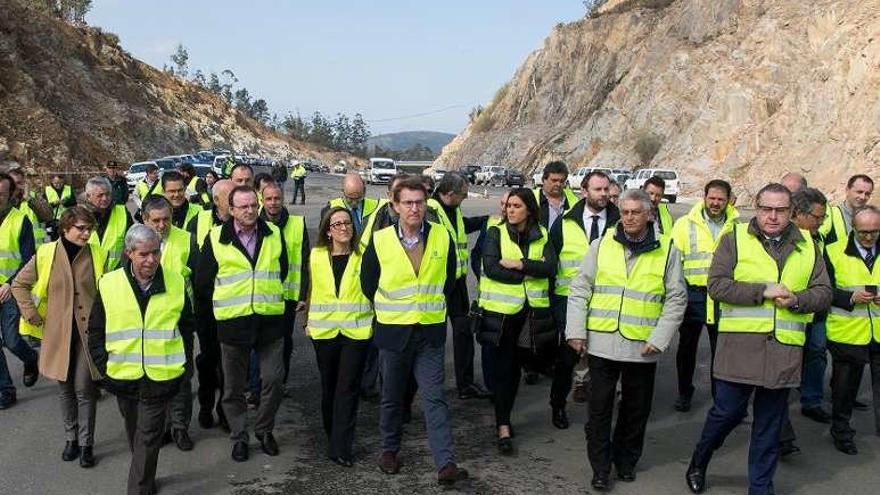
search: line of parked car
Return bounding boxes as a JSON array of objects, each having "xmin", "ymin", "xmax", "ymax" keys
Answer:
[{"xmin": 125, "ymin": 149, "xmax": 283, "ymax": 191}]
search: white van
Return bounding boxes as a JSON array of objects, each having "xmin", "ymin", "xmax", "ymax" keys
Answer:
[
  {"xmin": 624, "ymin": 168, "xmax": 681, "ymax": 203},
  {"xmin": 367, "ymin": 158, "xmax": 397, "ymax": 184}
]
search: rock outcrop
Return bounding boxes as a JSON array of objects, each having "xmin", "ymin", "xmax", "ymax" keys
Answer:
[
  {"xmin": 437, "ymin": 0, "xmax": 880, "ymax": 200},
  {"xmin": 0, "ymin": 0, "xmax": 354, "ymax": 170}
]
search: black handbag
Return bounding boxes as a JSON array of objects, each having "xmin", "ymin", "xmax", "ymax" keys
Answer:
[
  {"xmin": 470, "ymin": 301, "xmax": 504, "ymax": 347},
  {"xmin": 528, "ymin": 306, "xmax": 558, "ymax": 350}
]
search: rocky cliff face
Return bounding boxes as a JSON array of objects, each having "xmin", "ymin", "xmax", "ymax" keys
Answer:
[
  {"xmin": 437, "ymin": 0, "xmax": 880, "ymax": 200},
  {"xmin": 0, "ymin": 0, "xmax": 352, "ymax": 170}
]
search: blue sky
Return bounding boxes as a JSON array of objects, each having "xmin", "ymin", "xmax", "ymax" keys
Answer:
[{"xmin": 87, "ymin": 1, "xmax": 584, "ymax": 135}]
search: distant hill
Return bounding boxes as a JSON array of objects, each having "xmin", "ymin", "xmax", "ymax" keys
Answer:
[{"xmin": 367, "ymin": 131, "xmax": 455, "ymax": 154}]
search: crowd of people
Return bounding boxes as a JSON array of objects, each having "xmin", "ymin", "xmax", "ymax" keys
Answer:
[{"xmin": 0, "ymin": 158, "xmax": 876, "ymax": 495}]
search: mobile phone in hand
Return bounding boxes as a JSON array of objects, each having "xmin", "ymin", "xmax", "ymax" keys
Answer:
[{"xmin": 866, "ymin": 285, "xmax": 877, "ymax": 295}]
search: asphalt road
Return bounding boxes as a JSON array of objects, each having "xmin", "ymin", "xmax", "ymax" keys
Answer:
[{"xmin": 1, "ymin": 173, "xmax": 878, "ymax": 494}]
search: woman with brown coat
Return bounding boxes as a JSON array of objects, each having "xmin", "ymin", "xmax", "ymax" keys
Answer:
[{"xmin": 12, "ymin": 206, "xmax": 106, "ymax": 468}]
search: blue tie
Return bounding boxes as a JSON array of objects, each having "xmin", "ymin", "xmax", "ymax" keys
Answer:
[{"xmin": 352, "ymin": 206, "xmax": 362, "ymax": 233}]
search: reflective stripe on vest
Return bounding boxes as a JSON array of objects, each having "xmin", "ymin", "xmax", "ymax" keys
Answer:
[
  {"xmin": 586, "ymin": 230, "xmax": 671, "ymax": 341},
  {"xmin": 19, "ymin": 242, "xmax": 106, "ymax": 339},
  {"xmin": 88, "ymin": 205, "xmax": 127, "ymax": 270},
  {"xmin": 478, "ymin": 224, "xmax": 550, "ymax": 314},
  {"xmin": 307, "ymin": 247, "xmax": 373, "ymax": 340},
  {"xmin": 100, "ymin": 268, "xmax": 186, "ymax": 381},
  {"xmin": 427, "ymin": 198, "xmax": 468, "ymax": 279},
  {"xmin": 210, "ymin": 223, "xmax": 285, "ymax": 320},
  {"xmin": 0, "ymin": 208, "xmax": 25, "ymax": 284},
  {"xmin": 281, "ymin": 215, "xmax": 305, "ymax": 301},
  {"xmin": 717, "ymin": 224, "xmax": 814, "ymax": 346},
  {"xmin": 373, "ymin": 223, "xmax": 448, "ymax": 325},
  {"xmin": 825, "ymin": 243, "xmax": 880, "ymax": 345},
  {"xmin": 555, "ymin": 217, "xmax": 589, "ymax": 296}
]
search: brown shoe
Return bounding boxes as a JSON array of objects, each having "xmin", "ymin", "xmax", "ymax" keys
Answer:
[
  {"xmin": 378, "ymin": 451, "xmax": 401, "ymax": 474},
  {"xmin": 438, "ymin": 463, "xmax": 469, "ymax": 486},
  {"xmin": 573, "ymin": 384, "xmax": 589, "ymax": 403}
]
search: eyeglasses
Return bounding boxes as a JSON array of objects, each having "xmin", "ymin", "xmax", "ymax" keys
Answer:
[
  {"xmin": 71, "ymin": 224, "xmax": 93, "ymax": 233},
  {"xmin": 398, "ymin": 200, "xmax": 426, "ymax": 210},
  {"xmin": 856, "ymin": 230, "xmax": 880, "ymax": 237},
  {"xmin": 329, "ymin": 221, "xmax": 353, "ymax": 230},
  {"xmin": 343, "ymin": 194, "xmax": 364, "ymax": 202},
  {"xmin": 757, "ymin": 205, "xmax": 791, "ymax": 215},
  {"xmin": 807, "ymin": 211, "xmax": 828, "ymax": 222},
  {"xmin": 232, "ymin": 204, "xmax": 259, "ymax": 210}
]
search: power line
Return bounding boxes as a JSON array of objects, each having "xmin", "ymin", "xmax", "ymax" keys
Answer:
[{"xmin": 366, "ymin": 105, "xmax": 467, "ymax": 123}]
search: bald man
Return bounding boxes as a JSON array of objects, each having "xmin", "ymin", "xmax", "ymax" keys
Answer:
[
  {"xmin": 321, "ymin": 173, "xmax": 380, "ymax": 234},
  {"xmin": 187, "ymin": 178, "xmax": 235, "ymax": 430},
  {"xmin": 780, "ymin": 173, "xmax": 808, "ymax": 193}
]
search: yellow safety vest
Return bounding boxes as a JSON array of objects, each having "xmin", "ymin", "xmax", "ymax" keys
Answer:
[
  {"xmin": 17, "ymin": 201, "xmax": 48, "ymax": 248},
  {"xmin": 657, "ymin": 203, "xmax": 673, "ymax": 235},
  {"xmin": 187, "ymin": 176, "xmax": 210, "ymax": 205},
  {"xmin": 45, "ymin": 185, "xmax": 73, "ymax": 220},
  {"xmin": 586, "ymin": 230, "xmax": 672, "ymax": 341},
  {"xmin": 427, "ymin": 198, "xmax": 468, "ymax": 279},
  {"xmin": 194, "ymin": 209, "xmax": 218, "ymax": 249},
  {"xmin": 100, "ymin": 267, "xmax": 186, "ymax": 381},
  {"xmin": 717, "ymin": 224, "xmax": 815, "ymax": 346},
  {"xmin": 88, "ymin": 205, "xmax": 127, "ymax": 270},
  {"xmin": 359, "ymin": 199, "xmax": 390, "ymax": 248},
  {"xmin": 820, "ymin": 205, "xmax": 849, "ymax": 247},
  {"xmin": 825, "ymin": 241, "xmax": 880, "ymax": 345},
  {"xmin": 329, "ymin": 197, "xmax": 380, "ymax": 219},
  {"xmin": 372, "ymin": 223, "xmax": 449, "ymax": 325},
  {"xmin": 0, "ymin": 208, "xmax": 26, "ymax": 284},
  {"xmin": 532, "ymin": 187, "xmax": 578, "ymax": 212},
  {"xmin": 307, "ymin": 247, "xmax": 373, "ymax": 340},
  {"xmin": 290, "ymin": 165, "xmax": 307, "ymax": 180},
  {"xmin": 279, "ymin": 215, "xmax": 305, "ymax": 301},
  {"xmin": 19, "ymin": 242, "xmax": 106, "ymax": 339},
  {"xmin": 556, "ymin": 217, "xmax": 591, "ymax": 297},
  {"xmin": 478, "ymin": 224, "xmax": 550, "ymax": 314},
  {"xmin": 136, "ymin": 180, "xmax": 161, "ymax": 200},
  {"xmin": 209, "ymin": 223, "xmax": 285, "ymax": 320}
]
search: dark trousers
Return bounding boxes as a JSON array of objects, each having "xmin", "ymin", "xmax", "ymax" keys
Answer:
[
  {"xmin": 167, "ymin": 331, "xmax": 194, "ymax": 431},
  {"xmin": 692, "ymin": 379, "xmax": 790, "ymax": 495},
  {"xmin": 292, "ymin": 179, "xmax": 305, "ymax": 204},
  {"xmin": 58, "ymin": 336, "xmax": 97, "ymax": 446},
  {"xmin": 800, "ymin": 321, "xmax": 828, "ymax": 409},
  {"xmin": 313, "ymin": 335, "xmax": 369, "ymax": 459},
  {"xmin": 493, "ymin": 310, "xmax": 528, "ymax": 427},
  {"xmin": 195, "ymin": 321, "xmax": 224, "ymax": 420},
  {"xmin": 829, "ymin": 345, "xmax": 867, "ymax": 442},
  {"xmin": 586, "ymin": 355, "xmax": 657, "ymax": 477},
  {"xmin": 451, "ymin": 315, "xmax": 477, "ymax": 391},
  {"xmin": 221, "ymin": 339, "xmax": 284, "ymax": 443},
  {"xmin": 676, "ymin": 321, "xmax": 718, "ymax": 397},
  {"xmin": 551, "ymin": 344, "xmax": 580, "ymax": 409},
  {"xmin": 360, "ymin": 339, "xmax": 380, "ymax": 395},
  {"xmin": 379, "ymin": 330, "xmax": 454, "ymax": 468},
  {"xmin": 117, "ymin": 395, "xmax": 169, "ymax": 495}
]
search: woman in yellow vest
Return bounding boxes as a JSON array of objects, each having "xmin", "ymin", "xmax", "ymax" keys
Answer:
[
  {"xmin": 478, "ymin": 188, "xmax": 557, "ymax": 454},
  {"xmin": 305, "ymin": 206, "xmax": 373, "ymax": 467},
  {"xmin": 11, "ymin": 206, "xmax": 106, "ymax": 467}
]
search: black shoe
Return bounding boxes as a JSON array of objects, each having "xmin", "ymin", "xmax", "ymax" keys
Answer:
[
  {"xmin": 853, "ymin": 399, "xmax": 869, "ymax": 411},
  {"xmin": 437, "ymin": 463, "xmax": 469, "ymax": 486},
  {"xmin": 833, "ymin": 438, "xmax": 858, "ymax": 455},
  {"xmin": 685, "ymin": 460, "xmax": 707, "ymax": 494},
  {"xmin": 458, "ymin": 383, "xmax": 491, "ymax": 400},
  {"xmin": 329, "ymin": 456, "xmax": 354, "ymax": 467},
  {"xmin": 616, "ymin": 467, "xmax": 636, "ymax": 482},
  {"xmin": 0, "ymin": 391, "xmax": 16, "ymax": 410},
  {"xmin": 779, "ymin": 440, "xmax": 801, "ymax": 459},
  {"xmin": 524, "ymin": 371, "xmax": 539, "ymax": 385},
  {"xmin": 801, "ymin": 406, "xmax": 831, "ymax": 423},
  {"xmin": 62, "ymin": 441, "xmax": 80, "ymax": 462},
  {"xmin": 552, "ymin": 408, "xmax": 570, "ymax": 430},
  {"xmin": 79, "ymin": 446, "xmax": 95, "ymax": 468},
  {"xmin": 162, "ymin": 430, "xmax": 173, "ymax": 446},
  {"xmin": 23, "ymin": 358, "xmax": 39, "ymax": 387},
  {"xmin": 256, "ymin": 432, "xmax": 279, "ymax": 456},
  {"xmin": 172, "ymin": 429, "xmax": 194, "ymax": 451},
  {"xmin": 231, "ymin": 441, "xmax": 249, "ymax": 462},
  {"xmin": 591, "ymin": 473, "xmax": 610, "ymax": 491},
  {"xmin": 198, "ymin": 409, "xmax": 214, "ymax": 429},
  {"xmin": 496, "ymin": 436, "xmax": 513, "ymax": 455},
  {"xmin": 674, "ymin": 394, "xmax": 692, "ymax": 412}
]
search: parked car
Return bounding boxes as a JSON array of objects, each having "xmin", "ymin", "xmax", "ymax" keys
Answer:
[
  {"xmin": 474, "ymin": 166, "xmax": 494, "ymax": 185},
  {"xmin": 568, "ymin": 167, "xmax": 613, "ymax": 189},
  {"xmin": 212, "ymin": 155, "xmax": 230, "ymax": 176},
  {"xmin": 624, "ymin": 168, "xmax": 680, "ymax": 203},
  {"xmin": 366, "ymin": 158, "xmax": 397, "ymax": 184},
  {"xmin": 430, "ymin": 168, "xmax": 447, "ymax": 182},
  {"xmin": 125, "ymin": 161, "xmax": 157, "ymax": 190},
  {"xmin": 460, "ymin": 165, "xmax": 482, "ymax": 184},
  {"xmin": 492, "ymin": 168, "xmax": 524, "ymax": 187}
]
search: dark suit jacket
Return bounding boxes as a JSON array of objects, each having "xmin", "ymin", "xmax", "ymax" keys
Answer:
[{"xmin": 360, "ymin": 221, "xmax": 457, "ymax": 352}]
